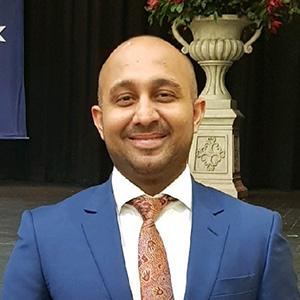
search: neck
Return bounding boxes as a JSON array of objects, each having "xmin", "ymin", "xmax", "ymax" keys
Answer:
[{"xmin": 119, "ymin": 165, "xmax": 186, "ymax": 196}]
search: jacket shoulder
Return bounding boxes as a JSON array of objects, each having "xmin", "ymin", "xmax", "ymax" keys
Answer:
[
  {"xmin": 193, "ymin": 181, "xmax": 277, "ymax": 221},
  {"xmin": 30, "ymin": 180, "xmax": 111, "ymax": 219}
]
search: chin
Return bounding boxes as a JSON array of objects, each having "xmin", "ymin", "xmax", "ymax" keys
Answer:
[
  {"xmin": 128, "ymin": 158, "xmax": 167, "ymax": 175},
  {"xmin": 133, "ymin": 163, "xmax": 164, "ymax": 175}
]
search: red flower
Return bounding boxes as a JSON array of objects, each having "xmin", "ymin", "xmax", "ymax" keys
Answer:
[
  {"xmin": 147, "ymin": 0, "xmax": 159, "ymax": 10},
  {"xmin": 270, "ymin": 19, "xmax": 283, "ymax": 33},
  {"xmin": 266, "ymin": 0, "xmax": 286, "ymax": 33},
  {"xmin": 267, "ymin": 0, "xmax": 285, "ymax": 13}
]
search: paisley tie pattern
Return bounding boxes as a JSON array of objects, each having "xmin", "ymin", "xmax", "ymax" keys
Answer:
[{"xmin": 129, "ymin": 195, "xmax": 174, "ymax": 300}]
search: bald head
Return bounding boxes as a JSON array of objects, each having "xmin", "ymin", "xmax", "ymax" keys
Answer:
[{"xmin": 97, "ymin": 36, "xmax": 198, "ymax": 104}]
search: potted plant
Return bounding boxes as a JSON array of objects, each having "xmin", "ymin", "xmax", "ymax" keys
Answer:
[{"xmin": 145, "ymin": 0, "xmax": 300, "ymax": 100}]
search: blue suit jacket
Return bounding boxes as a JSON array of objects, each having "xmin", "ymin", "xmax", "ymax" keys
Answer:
[{"xmin": 3, "ymin": 179, "xmax": 299, "ymax": 299}]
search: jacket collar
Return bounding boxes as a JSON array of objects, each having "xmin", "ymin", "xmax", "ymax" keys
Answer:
[
  {"xmin": 184, "ymin": 180, "xmax": 230, "ymax": 299},
  {"xmin": 81, "ymin": 179, "xmax": 133, "ymax": 300}
]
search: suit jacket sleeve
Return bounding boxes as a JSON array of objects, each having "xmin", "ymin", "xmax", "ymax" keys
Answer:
[
  {"xmin": 3, "ymin": 210, "xmax": 51, "ymax": 300},
  {"xmin": 259, "ymin": 212, "xmax": 299, "ymax": 300}
]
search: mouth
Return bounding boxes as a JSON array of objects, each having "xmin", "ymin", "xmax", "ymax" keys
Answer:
[{"xmin": 128, "ymin": 133, "xmax": 167, "ymax": 149}]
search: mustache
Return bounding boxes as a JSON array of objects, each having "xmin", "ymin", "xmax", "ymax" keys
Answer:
[{"xmin": 124, "ymin": 123, "xmax": 170, "ymax": 137}]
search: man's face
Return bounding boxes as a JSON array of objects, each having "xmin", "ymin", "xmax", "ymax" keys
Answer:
[{"xmin": 92, "ymin": 38, "xmax": 205, "ymax": 187}]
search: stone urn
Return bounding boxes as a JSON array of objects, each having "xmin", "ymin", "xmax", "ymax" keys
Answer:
[
  {"xmin": 172, "ymin": 15, "xmax": 262, "ymax": 198},
  {"xmin": 172, "ymin": 14, "xmax": 262, "ymax": 103}
]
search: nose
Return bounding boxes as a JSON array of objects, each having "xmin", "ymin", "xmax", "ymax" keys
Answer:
[{"xmin": 132, "ymin": 96, "xmax": 160, "ymax": 126}]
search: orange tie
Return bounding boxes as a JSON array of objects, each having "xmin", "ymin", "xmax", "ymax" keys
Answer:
[{"xmin": 129, "ymin": 195, "xmax": 174, "ymax": 300}]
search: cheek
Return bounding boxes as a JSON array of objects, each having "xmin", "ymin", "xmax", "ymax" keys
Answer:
[
  {"xmin": 174, "ymin": 115, "xmax": 195, "ymax": 142},
  {"xmin": 102, "ymin": 110, "xmax": 132, "ymax": 137},
  {"xmin": 166, "ymin": 108, "xmax": 194, "ymax": 132}
]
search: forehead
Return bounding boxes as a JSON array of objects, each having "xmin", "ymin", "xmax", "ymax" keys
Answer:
[{"xmin": 99, "ymin": 40, "xmax": 192, "ymax": 93}]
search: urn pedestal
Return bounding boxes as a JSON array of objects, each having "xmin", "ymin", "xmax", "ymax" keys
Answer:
[{"xmin": 172, "ymin": 15, "xmax": 262, "ymax": 198}]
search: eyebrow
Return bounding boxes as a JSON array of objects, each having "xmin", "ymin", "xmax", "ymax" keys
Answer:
[
  {"xmin": 109, "ymin": 80, "xmax": 136, "ymax": 97},
  {"xmin": 109, "ymin": 78, "xmax": 182, "ymax": 97},
  {"xmin": 150, "ymin": 78, "xmax": 181, "ymax": 91}
]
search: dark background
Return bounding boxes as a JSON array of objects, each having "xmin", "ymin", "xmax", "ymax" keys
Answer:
[{"xmin": 0, "ymin": 1, "xmax": 299, "ymax": 190}]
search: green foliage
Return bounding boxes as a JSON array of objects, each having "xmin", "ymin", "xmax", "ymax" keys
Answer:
[{"xmin": 146, "ymin": 0, "xmax": 300, "ymax": 32}]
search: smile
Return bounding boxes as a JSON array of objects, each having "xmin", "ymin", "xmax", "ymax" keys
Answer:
[{"xmin": 128, "ymin": 133, "xmax": 167, "ymax": 149}]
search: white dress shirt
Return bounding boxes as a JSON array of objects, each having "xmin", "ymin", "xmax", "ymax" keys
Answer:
[{"xmin": 111, "ymin": 166, "xmax": 192, "ymax": 300}]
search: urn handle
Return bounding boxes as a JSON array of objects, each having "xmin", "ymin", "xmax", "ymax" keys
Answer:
[
  {"xmin": 172, "ymin": 18, "xmax": 263, "ymax": 55},
  {"xmin": 171, "ymin": 19, "xmax": 190, "ymax": 54},
  {"xmin": 243, "ymin": 25, "xmax": 262, "ymax": 54}
]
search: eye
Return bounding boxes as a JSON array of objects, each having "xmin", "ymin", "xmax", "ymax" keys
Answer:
[
  {"xmin": 115, "ymin": 94, "xmax": 135, "ymax": 107},
  {"xmin": 155, "ymin": 90, "xmax": 177, "ymax": 102}
]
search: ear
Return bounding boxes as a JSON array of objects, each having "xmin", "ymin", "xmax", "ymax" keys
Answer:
[
  {"xmin": 91, "ymin": 105, "xmax": 105, "ymax": 140},
  {"xmin": 193, "ymin": 98, "xmax": 206, "ymax": 133}
]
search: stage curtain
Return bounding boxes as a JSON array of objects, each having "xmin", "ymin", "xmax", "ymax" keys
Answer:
[{"xmin": 0, "ymin": 1, "xmax": 299, "ymax": 190}]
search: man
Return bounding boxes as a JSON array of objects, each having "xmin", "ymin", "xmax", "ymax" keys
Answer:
[{"xmin": 3, "ymin": 36, "xmax": 299, "ymax": 300}]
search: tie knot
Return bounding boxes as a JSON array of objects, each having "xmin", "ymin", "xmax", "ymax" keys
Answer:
[{"xmin": 129, "ymin": 195, "xmax": 173, "ymax": 222}]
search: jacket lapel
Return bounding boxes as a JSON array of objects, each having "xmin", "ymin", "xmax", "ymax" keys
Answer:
[
  {"xmin": 184, "ymin": 181, "xmax": 230, "ymax": 300},
  {"xmin": 81, "ymin": 180, "xmax": 132, "ymax": 300}
]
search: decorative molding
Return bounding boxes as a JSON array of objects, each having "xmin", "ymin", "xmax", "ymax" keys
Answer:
[
  {"xmin": 196, "ymin": 137, "xmax": 226, "ymax": 171},
  {"xmin": 189, "ymin": 39, "xmax": 244, "ymax": 62}
]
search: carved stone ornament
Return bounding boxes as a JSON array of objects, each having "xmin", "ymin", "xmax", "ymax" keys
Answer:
[{"xmin": 196, "ymin": 137, "xmax": 226, "ymax": 171}]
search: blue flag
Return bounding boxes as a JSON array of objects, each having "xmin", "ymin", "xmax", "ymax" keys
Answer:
[{"xmin": 0, "ymin": 0, "xmax": 28, "ymax": 139}]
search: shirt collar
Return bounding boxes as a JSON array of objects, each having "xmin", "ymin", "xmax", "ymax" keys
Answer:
[{"xmin": 111, "ymin": 165, "xmax": 192, "ymax": 214}]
